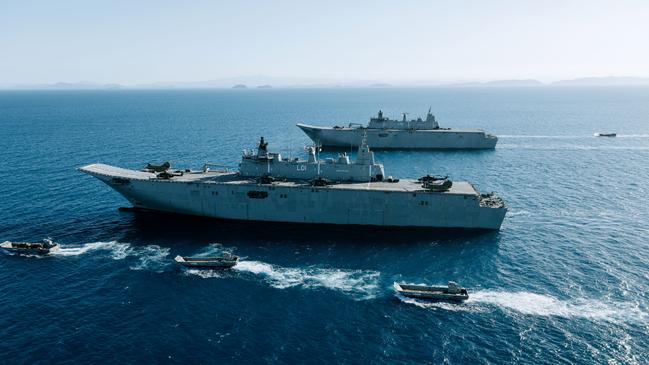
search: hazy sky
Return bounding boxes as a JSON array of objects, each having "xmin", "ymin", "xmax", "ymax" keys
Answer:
[{"xmin": 1, "ymin": 0, "xmax": 648, "ymax": 85}]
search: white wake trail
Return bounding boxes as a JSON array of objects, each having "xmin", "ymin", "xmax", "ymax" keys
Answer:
[
  {"xmin": 53, "ymin": 241, "xmax": 170, "ymax": 272},
  {"xmin": 498, "ymin": 135, "xmax": 587, "ymax": 139},
  {"xmin": 54, "ymin": 241, "xmax": 131, "ymax": 258},
  {"xmin": 396, "ymin": 289, "xmax": 646, "ymax": 323},
  {"xmin": 468, "ymin": 290, "xmax": 646, "ymax": 323},
  {"xmin": 186, "ymin": 259, "xmax": 380, "ymax": 300}
]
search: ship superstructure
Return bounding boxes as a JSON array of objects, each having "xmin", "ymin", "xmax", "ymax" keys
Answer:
[
  {"xmin": 239, "ymin": 137, "xmax": 384, "ymax": 182},
  {"xmin": 368, "ymin": 109, "xmax": 440, "ymax": 130}
]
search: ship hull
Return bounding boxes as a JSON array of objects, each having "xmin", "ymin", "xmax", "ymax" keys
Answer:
[
  {"xmin": 297, "ymin": 124, "xmax": 497, "ymax": 149},
  {"xmin": 81, "ymin": 164, "xmax": 506, "ymax": 230}
]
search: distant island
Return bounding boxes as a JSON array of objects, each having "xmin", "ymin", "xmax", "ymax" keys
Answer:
[
  {"xmin": 447, "ymin": 77, "xmax": 649, "ymax": 88},
  {"xmin": 3, "ymin": 76, "xmax": 649, "ymax": 90},
  {"xmin": 550, "ymin": 76, "xmax": 649, "ymax": 87},
  {"xmin": 484, "ymin": 79, "xmax": 543, "ymax": 87},
  {"xmin": 450, "ymin": 79, "xmax": 543, "ymax": 87}
]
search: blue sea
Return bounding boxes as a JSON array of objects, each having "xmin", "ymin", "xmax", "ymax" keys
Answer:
[{"xmin": 1, "ymin": 88, "xmax": 648, "ymax": 364}]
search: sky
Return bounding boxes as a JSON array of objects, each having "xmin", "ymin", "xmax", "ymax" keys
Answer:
[{"xmin": 1, "ymin": 0, "xmax": 648, "ymax": 86}]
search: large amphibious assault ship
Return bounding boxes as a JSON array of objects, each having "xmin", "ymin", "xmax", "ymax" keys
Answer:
[
  {"xmin": 297, "ymin": 109, "xmax": 498, "ymax": 149},
  {"xmin": 80, "ymin": 137, "xmax": 506, "ymax": 230}
]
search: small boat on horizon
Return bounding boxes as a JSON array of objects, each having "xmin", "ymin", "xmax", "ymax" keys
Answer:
[
  {"xmin": 394, "ymin": 281, "xmax": 469, "ymax": 302},
  {"xmin": 1, "ymin": 238, "xmax": 60, "ymax": 255},
  {"xmin": 594, "ymin": 133, "xmax": 617, "ymax": 137},
  {"xmin": 174, "ymin": 252, "xmax": 239, "ymax": 269}
]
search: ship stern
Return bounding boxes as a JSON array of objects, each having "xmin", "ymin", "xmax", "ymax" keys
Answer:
[{"xmin": 477, "ymin": 193, "xmax": 507, "ymax": 229}]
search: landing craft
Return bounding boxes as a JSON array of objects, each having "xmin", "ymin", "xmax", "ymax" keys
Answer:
[
  {"xmin": 394, "ymin": 281, "xmax": 469, "ymax": 302},
  {"xmin": 80, "ymin": 136, "xmax": 506, "ymax": 230},
  {"xmin": 1, "ymin": 239, "xmax": 60, "ymax": 255},
  {"xmin": 174, "ymin": 253, "xmax": 239, "ymax": 269}
]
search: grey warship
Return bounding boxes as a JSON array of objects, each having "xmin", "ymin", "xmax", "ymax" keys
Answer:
[
  {"xmin": 80, "ymin": 137, "xmax": 506, "ymax": 230},
  {"xmin": 297, "ymin": 109, "xmax": 498, "ymax": 149}
]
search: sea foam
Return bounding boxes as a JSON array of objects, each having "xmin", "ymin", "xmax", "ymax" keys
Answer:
[
  {"xmin": 186, "ymin": 259, "xmax": 380, "ymax": 300},
  {"xmin": 468, "ymin": 291, "xmax": 647, "ymax": 322},
  {"xmin": 474, "ymin": 290, "xmax": 644, "ymax": 322},
  {"xmin": 53, "ymin": 241, "xmax": 170, "ymax": 272},
  {"xmin": 397, "ymin": 289, "xmax": 647, "ymax": 323}
]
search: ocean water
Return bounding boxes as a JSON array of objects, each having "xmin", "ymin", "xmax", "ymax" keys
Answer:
[{"xmin": 1, "ymin": 88, "xmax": 648, "ymax": 364}]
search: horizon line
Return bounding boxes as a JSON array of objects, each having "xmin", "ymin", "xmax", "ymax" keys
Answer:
[{"xmin": 3, "ymin": 76, "xmax": 649, "ymax": 91}]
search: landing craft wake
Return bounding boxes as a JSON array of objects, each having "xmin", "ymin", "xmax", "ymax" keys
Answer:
[
  {"xmin": 80, "ymin": 137, "xmax": 506, "ymax": 230},
  {"xmin": 397, "ymin": 290, "xmax": 647, "ymax": 323}
]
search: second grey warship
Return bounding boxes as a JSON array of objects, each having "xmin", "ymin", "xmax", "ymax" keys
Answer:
[
  {"xmin": 80, "ymin": 137, "xmax": 506, "ymax": 230},
  {"xmin": 297, "ymin": 109, "xmax": 498, "ymax": 149}
]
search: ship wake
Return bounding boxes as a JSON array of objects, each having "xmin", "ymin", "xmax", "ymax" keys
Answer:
[
  {"xmin": 53, "ymin": 241, "xmax": 170, "ymax": 272},
  {"xmin": 468, "ymin": 290, "xmax": 647, "ymax": 323},
  {"xmin": 55, "ymin": 241, "xmax": 131, "ymax": 258},
  {"xmin": 186, "ymin": 258, "xmax": 380, "ymax": 300},
  {"xmin": 398, "ymin": 289, "xmax": 647, "ymax": 323},
  {"xmin": 237, "ymin": 261, "xmax": 379, "ymax": 298},
  {"xmin": 499, "ymin": 134, "xmax": 649, "ymax": 139},
  {"xmin": 395, "ymin": 293, "xmax": 482, "ymax": 313}
]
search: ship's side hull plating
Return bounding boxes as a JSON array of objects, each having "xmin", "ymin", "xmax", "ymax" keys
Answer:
[
  {"xmin": 83, "ymin": 166, "xmax": 506, "ymax": 230},
  {"xmin": 297, "ymin": 124, "xmax": 498, "ymax": 149}
]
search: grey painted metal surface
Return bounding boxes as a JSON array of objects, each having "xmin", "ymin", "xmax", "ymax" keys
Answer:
[
  {"xmin": 297, "ymin": 109, "xmax": 498, "ymax": 149},
  {"xmin": 239, "ymin": 137, "xmax": 385, "ymax": 182},
  {"xmin": 394, "ymin": 282, "xmax": 469, "ymax": 301},
  {"xmin": 79, "ymin": 138, "xmax": 507, "ymax": 230},
  {"xmin": 174, "ymin": 254, "xmax": 238, "ymax": 268}
]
